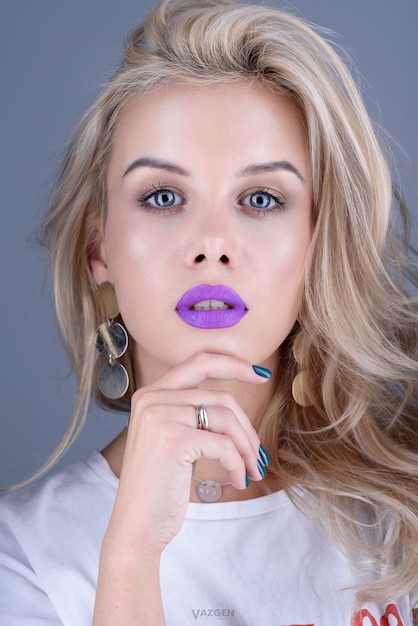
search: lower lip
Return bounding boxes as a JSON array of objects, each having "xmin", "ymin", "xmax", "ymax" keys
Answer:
[{"xmin": 176, "ymin": 308, "xmax": 247, "ymax": 329}]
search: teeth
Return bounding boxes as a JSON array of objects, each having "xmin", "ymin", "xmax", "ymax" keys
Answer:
[{"xmin": 192, "ymin": 299, "xmax": 231, "ymax": 311}]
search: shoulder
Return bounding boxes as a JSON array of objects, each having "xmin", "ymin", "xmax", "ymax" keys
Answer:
[
  {"xmin": 1, "ymin": 451, "xmax": 116, "ymax": 515},
  {"xmin": 0, "ymin": 452, "xmax": 116, "ymax": 624},
  {"xmin": 0, "ymin": 452, "xmax": 117, "ymax": 562}
]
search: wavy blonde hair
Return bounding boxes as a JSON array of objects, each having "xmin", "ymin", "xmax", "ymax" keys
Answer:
[{"xmin": 34, "ymin": 0, "xmax": 418, "ymax": 606}]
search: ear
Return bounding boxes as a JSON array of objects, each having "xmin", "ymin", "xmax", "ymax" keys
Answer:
[{"xmin": 89, "ymin": 219, "xmax": 113, "ymax": 286}]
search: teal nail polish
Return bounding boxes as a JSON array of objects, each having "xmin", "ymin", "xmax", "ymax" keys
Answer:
[
  {"xmin": 257, "ymin": 459, "xmax": 267, "ymax": 479},
  {"xmin": 252, "ymin": 365, "xmax": 272, "ymax": 379},
  {"xmin": 259, "ymin": 444, "xmax": 270, "ymax": 467},
  {"xmin": 245, "ymin": 473, "xmax": 250, "ymax": 488}
]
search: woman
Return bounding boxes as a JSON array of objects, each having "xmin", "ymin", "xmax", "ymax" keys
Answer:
[{"xmin": 0, "ymin": 0, "xmax": 417, "ymax": 624}]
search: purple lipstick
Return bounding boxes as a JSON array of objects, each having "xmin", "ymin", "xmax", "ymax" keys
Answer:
[{"xmin": 176, "ymin": 284, "xmax": 248, "ymax": 329}]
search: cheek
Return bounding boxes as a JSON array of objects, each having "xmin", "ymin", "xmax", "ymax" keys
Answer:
[
  {"xmin": 265, "ymin": 228, "xmax": 311, "ymax": 328},
  {"xmin": 102, "ymin": 218, "xmax": 178, "ymax": 329},
  {"xmin": 102, "ymin": 221, "xmax": 152, "ymax": 320},
  {"xmin": 271, "ymin": 228, "xmax": 311, "ymax": 284},
  {"xmin": 104, "ymin": 216, "xmax": 153, "ymax": 280}
]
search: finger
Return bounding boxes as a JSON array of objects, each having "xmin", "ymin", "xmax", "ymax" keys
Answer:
[
  {"xmin": 144, "ymin": 352, "xmax": 271, "ymax": 392},
  {"xmin": 132, "ymin": 388, "xmax": 260, "ymax": 456},
  {"xmin": 188, "ymin": 430, "xmax": 249, "ymax": 490},
  {"xmin": 128, "ymin": 402, "xmax": 262, "ymax": 482},
  {"xmin": 147, "ymin": 422, "xmax": 249, "ymax": 490},
  {"xmin": 193, "ymin": 406, "xmax": 262, "ymax": 482}
]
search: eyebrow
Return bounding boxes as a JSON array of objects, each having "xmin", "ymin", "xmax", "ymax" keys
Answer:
[
  {"xmin": 123, "ymin": 157, "xmax": 190, "ymax": 178},
  {"xmin": 239, "ymin": 161, "xmax": 305, "ymax": 184},
  {"xmin": 122, "ymin": 157, "xmax": 305, "ymax": 184}
]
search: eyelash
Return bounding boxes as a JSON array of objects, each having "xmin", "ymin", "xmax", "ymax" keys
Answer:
[
  {"xmin": 238, "ymin": 188, "xmax": 286, "ymax": 215},
  {"xmin": 137, "ymin": 185, "xmax": 185, "ymax": 214},
  {"xmin": 137, "ymin": 185, "xmax": 287, "ymax": 216}
]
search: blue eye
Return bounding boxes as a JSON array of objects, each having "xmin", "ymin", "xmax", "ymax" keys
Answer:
[
  {"xmin": 239, "ymin": 189, "xmax": 286, "ymax": 214},
  {"xmin": 138, "ymin": 187, "xmax": 184, "ymax": 212},
  {"xmin": 249, "ymin": 191, "xmax": 275, "ymax": 209},
  {"xmin": 148, "ymin": 189, "xmax": 177, "ymax": 207}
]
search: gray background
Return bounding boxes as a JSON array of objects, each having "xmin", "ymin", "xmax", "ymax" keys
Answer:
[{"xmin": 1, "ymin": 0, "xmax": 417, "ymax": 487}]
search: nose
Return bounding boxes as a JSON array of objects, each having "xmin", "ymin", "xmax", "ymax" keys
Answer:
[{"xmin": 185, "ymin": 211, "xmax": 240, "ymax": 269}]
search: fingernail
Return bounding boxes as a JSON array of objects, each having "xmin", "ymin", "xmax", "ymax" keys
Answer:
[
  {"xmin": 258, "ymin": 444, "xmax": 270, "ymax": 467},
  {"xmin": 252, "ymin": 365, "xmax": 272, "ymax": 379},
  {"xmin": 257, "ymin": 459, "xmax": 267, "ymax": 479},
  {"xmin": 245, "ymin": 473, "xmax": 250, "ymax": 488}
]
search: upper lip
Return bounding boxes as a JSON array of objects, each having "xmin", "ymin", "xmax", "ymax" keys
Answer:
[{"xmin": 176, "ymin": 284, "xmax": 247, "ymax": 311}]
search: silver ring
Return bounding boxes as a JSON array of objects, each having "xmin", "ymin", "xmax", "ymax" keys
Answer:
[{"xmin": 195, "ymin": 406, "xmax": 209, "ymax": 431}]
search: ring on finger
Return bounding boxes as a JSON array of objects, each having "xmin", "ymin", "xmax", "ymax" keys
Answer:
[{"xmin": 195, "ymin": 405, "xmax": 209, "ymax": 431}]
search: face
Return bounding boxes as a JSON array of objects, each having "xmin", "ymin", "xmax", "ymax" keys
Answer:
[{"xmin": 91, "ymin": 81, "xmax": 312, "ymax": 383}]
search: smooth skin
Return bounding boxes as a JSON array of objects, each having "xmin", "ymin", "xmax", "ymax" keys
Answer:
[{"xmin": 91, "ymin": 81, "xmax": 313, "ymax": 624}]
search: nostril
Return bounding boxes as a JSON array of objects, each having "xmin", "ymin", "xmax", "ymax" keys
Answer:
[{"xmin": 193, "ymin": 253, "xmax": 230, "ymax": 264}]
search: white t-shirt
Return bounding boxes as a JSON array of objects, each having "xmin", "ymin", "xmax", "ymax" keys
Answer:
[{"xmin": 0, "ymin": 452, "xmax": 415, "ymax": 625}]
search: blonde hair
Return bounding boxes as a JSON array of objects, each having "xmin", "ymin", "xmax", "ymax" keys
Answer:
[{"xmin": 34, "ymin": 0, "xmax": 417, "ymax": 605}]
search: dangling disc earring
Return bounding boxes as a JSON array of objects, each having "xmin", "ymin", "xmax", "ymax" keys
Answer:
[
  {"xmin": 291, "ymin": 331, "xmax": 315, "ymax": 407},
  {"xmin": 95, "ymin": 282, "xmax": 129, "ymax": 400}
]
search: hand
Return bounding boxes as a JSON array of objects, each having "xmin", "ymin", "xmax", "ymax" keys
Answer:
[
  {"xmin": 94, "ymin": 352, "xmax": 271, "ymax": 625},
  {"xmin": 106, "ymin": 352, "xmax": 272, "ymax": 556}
]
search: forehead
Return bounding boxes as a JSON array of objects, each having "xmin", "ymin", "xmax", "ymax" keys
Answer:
[
  {"xmin": 107, "ymin": 80, "xmax": 311, "ymax": 186},
  {"xmin": 115, "ymin": 79, "xmax": 305, "ymax": 137}
]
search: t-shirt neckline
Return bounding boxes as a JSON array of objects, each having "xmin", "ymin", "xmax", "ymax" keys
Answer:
[{"xmin": 88, "ymin": 450, "xmax": 289, "ymax": 521}]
